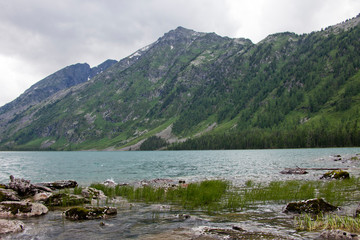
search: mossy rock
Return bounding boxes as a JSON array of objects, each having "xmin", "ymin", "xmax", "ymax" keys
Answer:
[
  {"xmin": 321, "ymin": 170, "xmax": 350, "ymax": 180},
  {"xmin": 0, "ymin": 201, "xmax": 48, "ymax": 217},
  {"xmin": 64, "ymin": 206, "xmax": 117, "ymax": 220},
  {"xmin": 0, "ymin": 184, "xmax": 6, "ymax": 189},
  {"xmin": 285, "ymin": 198, "xmax": 338, "ymax": 214},
  {"xmin": 0, "ymin": 189, "xmax": 20, "ymax": 202},
  {"xmin": 45, "ymin": 193, "xmax": 89, "ymax": 207}
]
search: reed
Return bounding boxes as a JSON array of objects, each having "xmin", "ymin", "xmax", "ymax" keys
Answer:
[{"xmin": 295, "ymin": 213, "xmax": 360, "ymax": 233}]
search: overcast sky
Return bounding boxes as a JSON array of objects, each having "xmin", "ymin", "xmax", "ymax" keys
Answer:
[{"xmin": 0, "ymin": 0, "xmax": 359, "ymax": 107}]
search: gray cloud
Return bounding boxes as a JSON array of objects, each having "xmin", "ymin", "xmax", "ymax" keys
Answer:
[{"xmin": 0, "ymin": 0, "xmax": 359, "ymax": 106}]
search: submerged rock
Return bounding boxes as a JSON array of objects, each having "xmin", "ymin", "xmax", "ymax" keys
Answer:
[
  {"xmin": 0, "ymin": 188, "xmax": 20, "ymax": 201},
  {"xmin": 285, "ymin": 198, "xmax": 338, "ymax": 214},
  {"xmin": 64, "ymin": 206, "xmax": 117, "ymax": 220},
  {"xmin": 39, "ymin": 180, "xmax": 78, "ymax": 190},
  {"xmin": 0, "ymin": 201, "xmax": 48, "ymax": 217},
  {"xmin": 81, "ymin": 187, "xmax": 106, "ymax": 199},
  {"xmin": 0, "ymin": 219, "xmax": 24, "ymax": 235},
  {"xmin": 45, "ymin": 193, "xmax": 89, "ymax": 207},
  {"xmin": 320, "ymin": 230, "xmax": 359, "ymax": 239},
  {"xmin": 321, "ymin": 170, "xmax": 350, "ymax": 180}
]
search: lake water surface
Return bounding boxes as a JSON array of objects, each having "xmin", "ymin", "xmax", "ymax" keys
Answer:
[{"xmin": 1, "ymin": 148, "xmax": 360, "ymax": 239}]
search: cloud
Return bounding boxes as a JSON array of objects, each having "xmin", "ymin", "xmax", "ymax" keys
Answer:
[{"xmin": 0, "ymin": 0, "xmax": 359, "ymax": 106}]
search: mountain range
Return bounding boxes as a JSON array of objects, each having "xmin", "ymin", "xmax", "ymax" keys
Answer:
[{"xmin": 0, "ymin": 15, "xmax": 360, "ymax": 150}]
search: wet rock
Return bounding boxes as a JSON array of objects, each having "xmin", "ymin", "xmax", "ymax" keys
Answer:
[
  {"xmin": 201, "ymin": 227, "xmax": 289, "ymax": 239},
  {"xmin": 0, "ymin": 201, "xmax": 48, "ymax": 218},
  {"xmin": 39, "ymin": 180, "xmax": 78, "ymax": 190},
  {"xmin": 280, "ymin": 168, "xmax": 308, "ymax": 174},
  {"xmin": 0, "ymin": 219, "xmax": 24, "ymax": 235},
  {"xmin": 81, "ymin": 187, "xmax": 106, "ymax": 199},
  {"xmin": 32, "ymin": 184, "xmax": 52, "ymax": 192},
  {"xmin": 64, "ymin": 206, "xmax": 117, "ymax": 220},
  {"xmin": 33, "ymin": 192, "xmax": 52, "ymax": 202},
  {"xmin": 45, "ymin": 193, "xmax": 89, "ymax": 207},
  {"xmin": 103, "ymin": 179, "xmax": 116, "ymax": 187},
  {"xmin": 319, "ymin": 230, "xmax": 359, "ymax": 239},
  {"xmin": 0, "ymin": 188, "xmax": 20, "ymax": 201},
  {"xmin": 285, "ymin": 198, "xmax": 338, "ymax": 214},
  {"xmin": 321, "ymin": 170, "xmax": 350, "ymax": 180}
]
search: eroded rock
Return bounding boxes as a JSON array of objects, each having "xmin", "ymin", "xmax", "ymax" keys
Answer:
[
  {"xmin": 0, "ymin": 219, "xmax": 24, "ymax": 235},
  {"xmin": 39, "ymin": 180, "xmax": 78, "ymax": 190},
  {"xmin": 0, "ymin": 201, "xmax": 48, "ymax": 218},
  {"xmin": 8, "ymin": 175, "xmax": 36, "ymax": 196},
  {"xmin": 33, "ymin": 192, "xmax": 52, "ymax": 202},
  {"xmin": 64, "ymin": 206, "xmax": 117, "ymax": 220},
  {"xmin": 285, "ymin": 198, "xmax": 338, "ymax": 214}
]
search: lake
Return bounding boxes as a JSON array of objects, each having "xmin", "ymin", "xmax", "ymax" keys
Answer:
[{"xmin": 1, "ymin": 148, "xmax": 360, "ymax": 239}]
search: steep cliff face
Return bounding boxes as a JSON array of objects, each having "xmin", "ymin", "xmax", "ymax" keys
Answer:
[{"xmin": 0, "ymin": 15, "xmax": 360, "ymax": 150}]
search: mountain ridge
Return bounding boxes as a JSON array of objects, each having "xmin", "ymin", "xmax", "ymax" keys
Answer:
[{"xmin": 0, "ymin": 15, "xmax": 359, "ymax": 150}]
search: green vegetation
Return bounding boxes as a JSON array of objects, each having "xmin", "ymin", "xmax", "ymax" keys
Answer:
[
  {"xmin": 140, "ymin": 136, "xmax": 168, "ymax": 150},
  {"xmin": 296, "ymin": 214, "xmax": 360, "ymax": 232}
]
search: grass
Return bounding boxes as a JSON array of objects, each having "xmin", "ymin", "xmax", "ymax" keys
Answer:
[
  {"xmin": 90, "ymin": 177, "xmax": 360, "ymax": 213},
  {"xmin": 295, "ymin": 213, "xmax": 360, "ymax": 233}
]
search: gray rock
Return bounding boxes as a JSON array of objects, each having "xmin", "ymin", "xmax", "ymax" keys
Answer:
[
  {"xmin": 0, "ymin": 201, "xmax": 48, "ymax": 218},
  {"xmin": 319, "ymin": 230, "xmax": 358, "ymax": 239},
  {"xmin": 0, "ymin": 219, "xmax": 24, "ymax": 235},
  {"xmin": 285, "ymin": 198, "xmax": 338, "ymax": 214},
  {"xmin": 64, "ymin": 206, "xmax": 117, "ymax": 220},
  {"xmin": 8, "ymin": 175, "xmax": 36, "ymax": 196},
  {"xmin": 81, "ymin": 187, "xmax": 106, "ymax": 199},
  {"xmin": 39, "ymin": 180, "xmax": 78, "ymax": 190},
  {"xmin": 0, "ymin": 188, "xmax": 20, "ymax": 201},
  {"xmin": 33, "ymin": 192, "xmax": 52, "ymax": 202}
]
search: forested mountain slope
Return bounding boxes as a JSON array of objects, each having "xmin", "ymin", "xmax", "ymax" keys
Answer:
[{"xmin": 0, "ymin": 15, "xmax": 359, "ymax": 150}]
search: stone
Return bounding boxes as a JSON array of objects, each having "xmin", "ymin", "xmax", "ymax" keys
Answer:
[
  {"xmin": 64, "ymin": 206, "xmax": 117, "ymax": 220},
  {"xmin": 280, "ymin": 168, "xmax": 308, "ymax": 174},
  {"xmin": 285, "ymin": 198, "xmax": 338, "ymax": 214},
  {"xmin": 81, "ymin": 187, "xmax": 106, "ymax": 199},
  {"xmin": 0, "ymin": 201, "xmax": 48, "ymax": 218},
  {"xmin": 355, "ymin": 204, "xmax": 360, "ymax": 218},
  {"xmin": 33, "ymin": 192, "xmax": 52, "ymax": 202},
  {"xmin": 8, "ymin": 175, "xmax": 36, "ymax": 196},
  {"xmin": 0, "ymin": 188, "xmax": 20, "ymax": 201},
  {"xmin": 321, "ymin": 170, "xmax": 350, "ymax": 180},
  {"xmin": 0, "ymin": 219, "xmax": 24, "ymax": 235},
  {"xmin": 103, "ymin": 179, "xmax": 116, "ymax": 187},
  {"xmin": 320, "ymin": 230, "xmax": 359, "ymax": 239},
  {"xmin": 45, "ymin": 193, "xmax": 89, "ymax": 207},
  {"xmin": 39, "ymin": 180, "xmax": 78, "ymax": 190}
]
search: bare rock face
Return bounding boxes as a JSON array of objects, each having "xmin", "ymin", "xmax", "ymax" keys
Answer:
[
  {"xmin": 65, "ymin": 206, "xmax": 117, "ymax": 220},
  {"xmin": 0, "ymin": 201, "xmax": 48, "ymax": 218},
  {"xmin": 285, "ymin": 198, "xmax": 338, "ymax": 214},
  {"xmin": 0, "ymin": 219, "xmax": 24, "ymax": 235}
]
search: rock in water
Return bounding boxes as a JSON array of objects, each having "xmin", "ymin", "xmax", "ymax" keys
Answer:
[
  {"xmin": 285, "ymin": 198, "xmax": 338, "ymax": 214},
  {"xmin": 320, "ymin": 230, "xmax": 359, "ymax": 239},
  {"xmin": 65, "ymin": 206, "xmax": 117, "ymax": 220},
  {"xmin": 81, "ymin": 187, "xmax": 106, "ymax": 199},
  {"xmin": 39, "ymin": 180, "xmax": 78, "ymax": 190},
  {"xmin": 0, "ymin": 201, "xmax": 48, "ymax": 217},
  {"xmin": 321, "ymin": 170, "xmax": 350, "ymax": 180},
  {"xmin": 8, "ymin": 175, "xmax": 35, "ymax": 196},
  {"xmin": 0, "ymin": 219, "xmax": 24, "ymax": 235},
  {"xmin": 45, "ymin": 193, "xmax": 89, "ymax": 207},
  {"xmin": 0, "ymin": 188, "xmax": 20, "ymax": 201}
]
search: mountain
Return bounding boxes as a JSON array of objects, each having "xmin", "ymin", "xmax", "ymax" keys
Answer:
[{"xmin": 0, "ymin": 15, "xmax": 359, "ymax": 150}]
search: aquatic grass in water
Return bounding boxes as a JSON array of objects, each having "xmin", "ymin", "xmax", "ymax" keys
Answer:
[{"xmin": 295, "ymin": 213, "xmax": 360, "ymax": 233}]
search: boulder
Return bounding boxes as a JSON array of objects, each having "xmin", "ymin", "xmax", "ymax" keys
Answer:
[
  {"xmin": 45, "ymin": 193, "xmax": 89, "ymax": 207},
  {"xmin": 64, "ymin": 206, "xmax": 117, "ymax": 220},
  {"xmin": 0, "ymin": 188, "xmax": 20, "ymax": 201},
  {"xmin": 320, "ymin": 230, "xmax": 358, "ymax": 239},
  {"xmin": 103, "ymin": 179, "xmax": 116, "ymax": 187},
  {"xmin": 33, "ymin": 192, "xmax": 52, "ymax": 202},
  {"xmin": 0, "ymin": 219, "xmax": 24, "ymax": 235},
  {"xmin": 285, "ymin": 198, "xmax": 338, "ymax": 214},
  {"xmin": 321, "ymin": 170, "xmax": 350, "ymax": 180},
  {"xmin": 39, "ymin": 180, "xmax": 78, "ymax": 190},
  {"xmin": 81, "ymin": 187, "xmax": 106, "ymax": 199},
  {"xmin": 8, "ymin": 175, "xmax": 36, "ymax": 196},
  {"xmin": 0, "ymin": 201, "xmax": 48, "ymax": 218}
]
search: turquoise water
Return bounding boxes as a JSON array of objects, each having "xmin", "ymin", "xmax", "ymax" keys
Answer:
[{"xmin": 0, "ymin": 148, "xmax": 359, "ymax": 185}]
